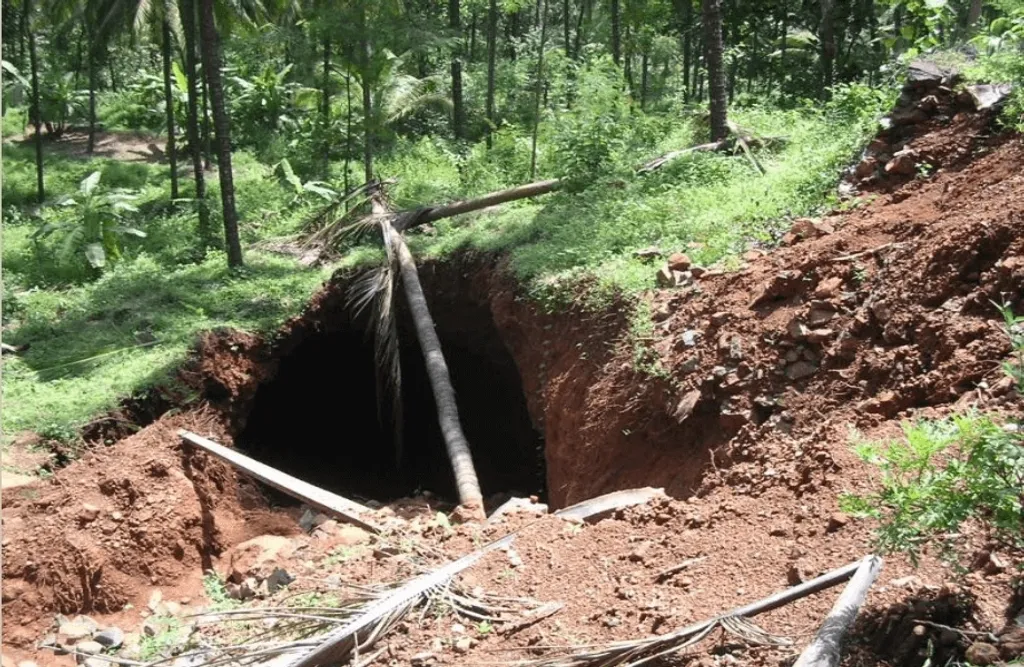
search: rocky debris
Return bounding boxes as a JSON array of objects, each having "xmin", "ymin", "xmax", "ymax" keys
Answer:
[
  {"xmin": 785, "ymin": 361, "xmax": 818, "ymax": 381},
  {"xmin": 965, "ymin": 641, "xmax": 1001, "ymax": 666},
  {"xmin": 73, "ymin": 641, "xmax": 104, "ymax": 660},
  {"xmin": 227, "ymin": 535, "xmax": 295, "ymax": 583},
  {"xmin": 93, "ymin": 627, "xmax": 124, "ymax": 649},
  {"xmin": 781, "ymin": 218, "xmax": 834, "ymax": 245},
  {"xmin": 410, "ymin": 652, "xmax": 437, "ymax": 666},
  {"xmin": 814, "ymin": 276, "xmax": 844, "ymax": 299},
  {"xmin": 672, "ymin": 390, "xmax": 702, "ymax": 425},
  {"xmin": 964, "ymin": 83, "xmax": 1013, "ymax": 111},
  {"xmin": 885, "ymin": 148, "xmax": 919, "ymax": 175},
  {"xmin": 667, "ymin": 253, "xmax": 692, "ymax": 271},
  {"xmin": 826, "ymin": 512, "xmax": 850, "ymax": 533},
  {"xmin": 334, "ymin": 525, "xmax": 372, "ymax": 546},
  {"xmin": 751, "ymin": 270, "xmax": 806, "ymax": 307},
  {"xmin": 633, "ymin": 246, "xmax": 662, "ymax": 260},
  {"xmin": 453, "ymin": 637, "xmax": 475, "ymax": 654},
  {"xmin": 299, "ymin": 509, "xmax": 331, "ymax": 533}
]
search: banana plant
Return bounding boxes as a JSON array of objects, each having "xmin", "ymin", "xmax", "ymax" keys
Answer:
[
  {"xmin": 39, "ymin": 71, "xmax": 88, "ymax": 137},
  {"xmin": 273, "ymin": 158, "xmax": 337, "ymax": 203},
  {"xmin": 33, "ymin": 171, "xmax": 146, "ymax": 270}
]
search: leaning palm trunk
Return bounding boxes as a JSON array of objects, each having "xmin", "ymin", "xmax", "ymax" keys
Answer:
[
  {"xmin": 369, "ymin": 195, "xmax": 484, "ymax": 517},
  {"xmin": 27, "ymin": 0, "xmax": 44, "ymax": 203}
]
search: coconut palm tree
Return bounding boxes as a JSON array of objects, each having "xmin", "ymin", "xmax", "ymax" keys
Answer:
[{"xmin": 702, "ymin": 0, "xmax": 727, "ymax": 140}]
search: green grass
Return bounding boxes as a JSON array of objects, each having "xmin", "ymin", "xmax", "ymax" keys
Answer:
[
  {"xmin": 2, "ymin": 82, "xmax": 888, "ymax": 445},
  {"xmin": 2, "ymin": 251, "xmax": 329, "ymax": 439}
]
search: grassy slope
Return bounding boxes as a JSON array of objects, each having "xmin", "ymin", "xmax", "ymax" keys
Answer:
[{"xmin": 2, "ymin": 97, "xmax": 884, "ymax": 443}]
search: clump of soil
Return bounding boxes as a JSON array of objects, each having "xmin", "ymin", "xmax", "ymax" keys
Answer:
[{"xmin": 3, "ymin": 72, "xmax": 1023, "ymax": 667}]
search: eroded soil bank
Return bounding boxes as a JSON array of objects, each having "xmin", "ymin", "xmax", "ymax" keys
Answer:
[{"xmin": 3, "ymin": 74, "xmax": 1023, "ymax": 667}]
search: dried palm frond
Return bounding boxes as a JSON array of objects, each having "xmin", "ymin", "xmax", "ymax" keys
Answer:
[{"xmin": 510, "ymin": 614, "xmax": 790, "ymax": 667}]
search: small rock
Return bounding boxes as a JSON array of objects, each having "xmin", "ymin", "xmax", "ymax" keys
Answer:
[
  {"xmin": 265, "ymin": 567, "xmax": 295, "ymax": 593},
  {"xmin": 93, "ymin": 627, "xmax": 124, "ymax": 649},
  {"xmin": 854, "ymin": 157, "xmax": 879, "ymax": 180},
  {"xmin": 807, "ymin": 329, "xmax": 834, "ymax": 344},
  {"xmin": 890, "ymin": 575, "xmax": 921, "ymax": 589},
  {"xmin": 410, "ymin": 652, "xmax": 437, "ymax": 666},
  {"xmin": 807, "ymin": 308, "xmax": 835, "ymax": 326},
  {"xmin": 148, "ymin": 590, "xmax": 163, "ymax": 612},
  {"xmin": 710, "ymin": 312, "xmax": 729, "ymax": 327},
  {"xmin": 677, "ymin": 356, "xmax": 700, "ymax": 374},
  {"xmin": 57, "ymin": 622, "xmax": 93, "ymax": 642},
  {"xmin": 786, "ymin": 361, "xmax": 818, "ymax": 380},
  {"xmin": 681, "ymin": 330, "xmax": 702, "ymax": 347},
  {"xmin": 141, "ymin": 619, "xmax": 162, "ymax": 638},
  {"xmin": 673, "ymin": 390, "xmax": 702, "ymax": 425},
  {"xmin": 76, "ymin": 641, "xmax": 103, "ymax": 656},
  {"xmin": 984, "ymin": 552, "xmax": 1007, "ymax": 575},
  {"xmin": 787, "ymin": 318, "xmax": 810, "ymax": 340},
  {"xmin": 454, "ymin": 637, "xmax": 475, "ymax": 653},
  {"xmin": 79, "ymin": 504, "xmax": 101, "ymax": 523},
  {"xmin": 83, "ymin": 660, "xmax": 107, "ymax": 667},
  {"xmin": 506, "ymin": 547, "xmax": 524, "ymax": 568},
  {"xmin": 163, "ymin": 601, "xmax": 182, "ymax": 616},
  {"xmin": 814, "ymin": 277, "xmax": 844, "ymax": 299},
  {"xmin": 451, "ymin": 623, "xmax": 467, "ymax": 635},
  {"xmin": 603, "ymin": 616, "xmax": 621, "ymax": 628},
  {"xmin": 667, "ymin": 253, "xmax": 691, "ymax": 271},
  {"xmin": 689, "ymin": 266, "xmax": 706, "ymax": 278},
  {"xmin": 885, "ymin": 152, "xmax": 917, "ymax": 175},
  {"xmin": 655, "ymin": 265, "xmax": 675, "ymax": 288},
  {"xmin": 965, "ymin": 83, "xmax": 1012, "ymax": 111},
  {"xmin": 335, "ymin": 525, "xmax": 371, "ymax": 546},
  {"xmin": 787, "ymin": 564, "xmax": 808, "ymax": 585},
  {"xmin": 826, "ymin": 513, "xmax": 850, "ymax": 533},
  {"xmin": 965, "ymin": 642, "xmax": 1000, "ymax": 666},
  {"xmin": 633, "ymin": 246, "xmax": 662, "ymax": 260}
]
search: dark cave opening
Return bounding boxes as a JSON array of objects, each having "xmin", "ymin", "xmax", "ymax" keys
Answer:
[{"xmin": 236, "ymin": 303, "xmax": 546, "ymax": 507}]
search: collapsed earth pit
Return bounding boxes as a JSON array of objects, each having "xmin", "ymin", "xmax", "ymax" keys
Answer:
[{"xmin": 236, "ymin": 279, "xmax": 547, "ymax": 507}]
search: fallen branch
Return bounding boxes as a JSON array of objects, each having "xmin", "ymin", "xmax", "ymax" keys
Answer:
[
  {"xmin": 637, "ymin": 141, "xmax": 729, "ymax": 172},
  {"xmin": 793, "ymin": 555, "xmax": 883, "ymax": 667},
  {"xmin": 654, "ymin": 556, "xmax": 707, "ymax": 583},
  {"xmin": 178, "ymin": 430, "xmax": 380, "ymax": 534},
  {"xmin": 513, "ymin": 556, "xmax": 875, "ymax": 667}
]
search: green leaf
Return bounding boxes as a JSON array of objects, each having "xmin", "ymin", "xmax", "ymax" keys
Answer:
[
  {"xmin": 84, "ymin": 243, "xmax": 107, "ymax": 268},
  {"xmin": 924, "ymin": 0, "xmax": 947, "ymax": 8},
  {"xmin": 81, "ymin": 171, "xmax": 102, "ymax": 196},
  {"xmin": 901, "ymin": 25, "xmax": 917, "ymax": 40},
  {"xmin": 276, "ymin": 159, "xmax": 303, "ymax": 192},
  {"xmin": 1, "ymin": 59, "xmax": 29, "ymax": 88},
  {"xmin": 172, "ymin": 61, "xmax": 189, "ymax": 95},
  {"xmin": 114, "ymin": 226, "xmax": 147, "ymax": 238}
]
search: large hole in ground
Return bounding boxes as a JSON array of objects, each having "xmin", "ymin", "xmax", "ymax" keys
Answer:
[{"xmin": 237, "ymin": 297, "xmax": 546, "ymax": 507}]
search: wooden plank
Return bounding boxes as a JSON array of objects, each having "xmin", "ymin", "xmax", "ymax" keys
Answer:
[{"xmin": 178, "ymin": 429, "xmax": 381, "ymax": 534}]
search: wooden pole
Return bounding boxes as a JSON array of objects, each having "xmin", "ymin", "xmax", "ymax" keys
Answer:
[
  {"xmin": 178, "ymin": 430, "xmax": 380, "ymax": 533},
  {"xmin": 793, "ymin": 555, "xmax": 883, "ymax": 667}
]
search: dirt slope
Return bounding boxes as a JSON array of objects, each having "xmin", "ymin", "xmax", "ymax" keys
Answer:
[{"xmin": 2, "ymin": 76, "xmax": 1023, "ymax": 667}]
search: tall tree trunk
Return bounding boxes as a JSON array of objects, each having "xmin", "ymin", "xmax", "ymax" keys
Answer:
[
  {"xmin": 27, "ymin": 0, "xmax": 44, "ymax": 203},
  {"xmin": 107, "ymin": 59, "xmax": 118, "ymax": 92},
  {"xmin": 640, "ymin": 51, "xmax": 649, "ymax": 109},
  {"xmin": 574, "ymin": 0, "xmax": 587, "ymax": 59},
  {"xmin": 485, "ymin": 0, "xmax": 498, "ymax": 149},
  {"xmin": 563, "ymin": 0, "xmax": 571, "ymax": 56},
  {"xmin": 385, "ymin": 220, "xmax": 485, "ymax": 518},
  {"xmin": 702, "ymin": 0, "xmax": 727, "ymax": 140},
  {"xmin": 610, "ymin": 0, "xmax": 621, "ymax": 64},
  {"xmin": 679, "ymin": 0, "xmax": 692, "ymax": 103},
  {"xmin": 469, "ymin": 11, "xmax": 477, "ymax": 60},
  {"xmin": 321, "ymin": 34, "xmax": 331, "ymax": 177},
  {"xmin": 624, "ymin": 22, "xmax": 633, "ymax": 94},
  {"xmin": 180, "ymin": 0, "xmax": 211, "ymax": 245},
  {"xmin": 197, "ymin": 0, "xmax": 244, "ymax": 268},
  {"xmin": 819, "ymin": 0, "xmax": 836, "ymax": 95},
  {"xmin": 450, "ymin": 0, "xmax": 465, "ymax": 141},
  {"xmin": 965, "ymin": 0, "xmax": 983, "ymax": 35},
  {"xmin": 162, "ymin": 18, "xmax": 180, "ymax": 200},
  {"xmin": 345, "ymin": 73, "xmax": 352, "ymax": 196},
  {"xmin": 361, "ymin": 36, "xmax": 373, "ymax": 183},
  {"xmin": 530, "ymin": 0, "xmax": 548, "ymax": 180},
  {"xmin": 201, "ymin": 75, "xmax": 212, "ymax": 169},
  {"xmin": 87, "ymin": 41, "xmax": 97, "ymax": 154},
  {"xmin": 778, "ymin": 0, "xmax": 788, "ymax": 97}
]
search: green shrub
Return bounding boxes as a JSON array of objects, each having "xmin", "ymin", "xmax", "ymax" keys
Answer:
[{"xmin": 841, "ymin": 414, "xmax": 1023, "ymax": 566}]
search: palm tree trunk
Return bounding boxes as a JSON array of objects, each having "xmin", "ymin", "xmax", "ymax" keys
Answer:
[
  {"xmin": 640, "ymin": 51, "xmax": 649, "ymax": 109},
  {"xmin": 450, "ymin": 0, "xmax": 465, "ymax": 141},
  {"xmin": 87, "ymin": 41, "xmax": 97, "ymax": 154},
  {"xmin": 360, "ymin": 39, "xmax": 373, "ymax": 183},
  {"xmin": 162, "ymin": 18, "xmax": 180, "ymax": 200},
  {"xmin": 385, "ymin": 219, "xmax": 485, "ymax": 518},
  {"xmin": 610, "ymin": 0, "xmax": 621, "ymax": 64},
  {"xmin": 321, "ymin": 34, "xmax": 331, "ymax": 178},
  {"xmin": 197, "ymin": 0, "xmax": 244, "ymax": 268},
  {"xmin": 345, "ymin": 73, "xmax": 352, "ymax": 196},
  {"xmin": 819, "ymin": 0, "xmax": 836, "ymax": 94},
  {"xmin": 469, "ymin": 11, "xmax": 477, "ymax": 60},
  {"xmin": 27, "ymin": 0, "xmax": 44, "ymax": 203},
  {"xmin": 180, "ymin": 0, "xmax": 211, "ymax": 245},
  {"xmin": 201, "ymin": 73, "xmax": 212, "ymax": 169},
  {"xmin": 529, "ymin": 0, "xmax": 548, "ymax": 180},
  {"xmin": 563, "ymin": 0, "xmax": 571, "ymax": 56},
  {"xmin": 679, "ymin": 0, "xmax": 691, "ymax": 102},
  {"xmin": 702, "ymin": 0, "xmax": 728, "ymax": 140},
  {"xmin": 485, "ymin": 0, "xmax": 498, "ymax": 149}
]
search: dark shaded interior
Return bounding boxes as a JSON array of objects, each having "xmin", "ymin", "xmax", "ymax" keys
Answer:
[{"xmin": 237, "ymin": 306, "xmax": 546, "ymax": 506}]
